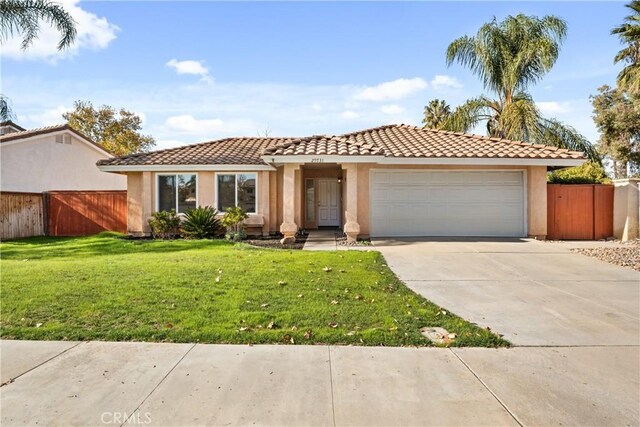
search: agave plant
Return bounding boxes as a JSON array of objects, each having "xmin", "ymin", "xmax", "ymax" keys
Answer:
[{"xmin": 181, "ymin": 206, "xmax": 222, "ymax": 239}]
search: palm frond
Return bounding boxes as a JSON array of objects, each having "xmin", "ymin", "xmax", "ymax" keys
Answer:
[
  {"xmin": 0, "ymin": 94, "xmax": 14, "ymax": 121},
  {"xmin": 447, "ymin": 14, "xmax": 567, "ymax": 101},
  {"xmin": 538, "ymin": 118, "xmax": 601, "ymax": 162},
  {"xmin": 0, "ymin": 0, "xmax": 77, "ymax": 50},
  {"xmin": 498, "ymin": 96, "xmax": 542, "ymax": 141},
  {"xmin": 441, "ymin": 96, "xmax": 494, "ymax": 133}
]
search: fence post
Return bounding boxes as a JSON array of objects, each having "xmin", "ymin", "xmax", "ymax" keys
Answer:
[{"xmin": 42, "ymin": 192, "xmax": 49, "ymax": 237}]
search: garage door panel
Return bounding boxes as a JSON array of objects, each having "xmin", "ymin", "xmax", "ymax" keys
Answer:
[{"xmin": 370, "ymin": 170, "xmax": 525, "ymax": 237}]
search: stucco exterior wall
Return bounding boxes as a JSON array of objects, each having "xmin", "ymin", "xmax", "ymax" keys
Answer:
[
  {"xmin": 197, "ymin": 171, "xmax": 215, "ymax": 208},
  {"xmin": 0, "ymin": 133, "xmax": 126, "ymax": 192},
  {"xmin": 126, "ymin": 172, "xmax": 144, "ymax": 234},
  {"xmin": 613, "ymin": 178, "xmax": 639, "ymax": 241},
  {"xmin": 127, "ymin": 170, "xmax": 272, "ymax": 235},
  {"xmin": 526, "ymin": 166, "xmax": 548, "ymax": 238},
  {"xmin": 123, "ymin": 163, "xmax": 550, "ymax": 238}
]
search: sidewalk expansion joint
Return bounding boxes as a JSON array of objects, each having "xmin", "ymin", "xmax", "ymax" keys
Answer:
[
  {"xmin": 327, "ymin": 346, "xmax": 337, "ymax": 427},
  {"xmin": 0, "ymin": 341, "xmax": 85, "ymax": 388},
  {"xmin": 449, "ymin": 348, "xmax": 524, "ymax": 427},
  {"xmin": 121, "ymin": 343, "xmax": 196, "ymax": 427}
]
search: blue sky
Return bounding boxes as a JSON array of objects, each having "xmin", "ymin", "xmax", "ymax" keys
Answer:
[{"xmin": 2, "ymin": 1, "xmax": 628, "ymax": 149}]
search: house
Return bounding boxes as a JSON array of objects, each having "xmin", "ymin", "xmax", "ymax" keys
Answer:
[
  {"xmin": 0, "ymin": 122, "xmax": 126, "ymax": 193},
  {"xmin": 97, "ymin": 124, "xmax": 586, "ymax": 242}
]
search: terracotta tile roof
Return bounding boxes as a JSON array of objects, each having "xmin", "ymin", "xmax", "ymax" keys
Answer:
[
  {"xmin": 263, "ymin": 135, "xmax": 384, "ymax": 156},
  {"xmin": 0, "ymin": 123, "xmax": 114, "ymax": 155},
  {"xmin": 98, "ymin": 124, "xmax": 586, "ymax": 167},
  {"xmin": 98, "ymin": 137, "xmax": 294, "ymax": 166},
  {"xmin": 340, "ymin": 124, "xmax": 587, "ymax": 160},
  {"xmin": 0, "ymin": 124, "xmax": 71, "ymax": 143},
  {"xmin": 0, "ymin": 120, "xmax": 26, "ymax": 132}
]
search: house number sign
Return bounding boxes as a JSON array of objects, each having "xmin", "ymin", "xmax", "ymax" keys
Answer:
[{"xmin": 310, "ymin": 158, "xmax": 324, "ymax": 163}]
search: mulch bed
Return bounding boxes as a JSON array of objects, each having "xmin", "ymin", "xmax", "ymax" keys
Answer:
[
  {"xmin": 245, "ymin": 234, "xmax": 308, "ymax": 250},
  {"xmin": 336, "ymin": 234, "xmax": 373, "ymax": 247},
  {"xmin": 571, "ymin": 241, "xmax": 640, "ymax": 271}
]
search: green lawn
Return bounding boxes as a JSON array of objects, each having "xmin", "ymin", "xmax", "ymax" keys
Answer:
[{"xmin": 0, "ymin": 233, "xmax": 507, "ymax": 347}]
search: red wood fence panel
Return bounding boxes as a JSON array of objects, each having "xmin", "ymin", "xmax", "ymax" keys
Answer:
[
  {"xmin": 47, "ymin": 191, "xmax": 127, "ymax": 236},
  {"xmin": 594, "ymin": 185, "xmax": 614, "ymax": 240},
  {"xmin": 547, "ymin": 184, "xmax": 613, "ymax": 240}
]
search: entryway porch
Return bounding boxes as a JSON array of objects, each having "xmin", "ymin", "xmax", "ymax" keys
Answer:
[{"xmin": 279, "ymin": 162, "xmax": 360, "ymax": 244}]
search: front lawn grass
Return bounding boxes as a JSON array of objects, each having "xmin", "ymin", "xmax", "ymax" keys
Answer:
[{"xmin": 0, "ymin": 233, "xmax": 507, "ymax": 347}]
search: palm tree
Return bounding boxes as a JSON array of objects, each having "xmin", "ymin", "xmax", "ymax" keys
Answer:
[
  {"xmin": 0, "ymin": 0, "xmax": 77, "ymax": 122},
  {"xmin": 0, "ymin": 95, "xmax": 14, "ymax": 121},
  {"xmin": 0, "ymin": 0, "xmax": 76, "ymax": 50},
  {"xmin": 422, "ymin": 99, "xmax": 451, "ymax": 129},
  {"xmin": 442, "ymin": 14, "xmax": 598, "ymax": 160},
  {"xmin": 612, "ymin": 0, "xmax": 640, "ymax": 94}
]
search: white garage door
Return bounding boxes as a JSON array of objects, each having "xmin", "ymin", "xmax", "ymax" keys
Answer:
[{"xmin": 370, "ymin": 170, "xmax": 525, "ymax": 237}]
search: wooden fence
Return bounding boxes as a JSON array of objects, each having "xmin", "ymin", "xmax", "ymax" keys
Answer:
[
  {"xmin": 46, "ymin": 191, "xmax": 127, "ymax": 237},
  {"xmin": 0, "ymin": 190, "xmax": 127, "ymax": 240},
  {"xmin": 0, "ymin": 192, "xmax": 45, "ymax": 240},
  {"xmin": 547, "ymin": 184, "xmax": 614, "ymax": 240}
]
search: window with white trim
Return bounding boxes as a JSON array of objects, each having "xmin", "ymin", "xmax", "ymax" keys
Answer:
[
  {"xmin": 217, "ymin": 173, "xmax": 257, "ymax": 213},
  {"xmin": 157, "ymin": 174, "xmax": 197, "ymax": 213}
]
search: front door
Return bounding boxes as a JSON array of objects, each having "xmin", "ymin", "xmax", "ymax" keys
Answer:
[{"xmin": 317, "ymin": 179, "xmax": 340, "ymax": 227}]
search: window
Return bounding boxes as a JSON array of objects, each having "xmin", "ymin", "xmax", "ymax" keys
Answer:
[
  {"xmin": 305, "ymin": 179, "xmax": 315, "ymax": 222},
  {"xmin": 157, "ymin": 174, "xmax": 197, "ymax": 213},
  {"xmin": 217, "ymin": 173, "xmax": 257, "ymax": 213}
]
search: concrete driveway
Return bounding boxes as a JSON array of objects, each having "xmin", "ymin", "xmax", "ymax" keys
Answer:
[{"xmin": 373, "ymin": 237, "xmax": 640, "ymax": 346}]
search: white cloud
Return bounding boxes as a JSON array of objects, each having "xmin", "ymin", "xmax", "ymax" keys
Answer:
[
  {"xmin": 341, "ymin": 110, "xmax": 360, "ymax": 119},
  {"xmin": 430, "ymin": 75, "xmax": 462, "ymax": 90},
  {"xmin": 380, "ymin": 104, "xmax": 404, "ymax": 115},
  {"xmin": 537, "ymin": 101, "xmax": 572, "ymax": 115},
  {"xmin": 1, "ymin": 0, "xmax": 118, "ymax": 62},
  {"xmin": 166, "ymin": 59, "xmax": 213, "ymax": 83},
  {"xmin": 164, "ymin": 114, "xmax": 255, "ymax": 136},
  {"xmin": 156, "ymin": 139, "xmax": 187, "ymax": 150},
  {"xmin": 5, "ymin": 77, "xmax": 436, "ymax": 148},
  {"xmin": 354, "ymin": 78, "xmax": 428, "ymax": 102},
  {"xmin": 18, "ymin": 105, "xmax": 70, "ymax": 126}
]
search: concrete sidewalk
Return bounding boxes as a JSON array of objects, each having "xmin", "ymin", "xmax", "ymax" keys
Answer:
[{"xmin": 1, "ymin": 340, "xmax": 638, "ymax": 426}]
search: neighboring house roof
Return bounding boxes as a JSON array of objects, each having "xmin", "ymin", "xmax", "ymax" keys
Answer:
[
  {"xmin": 264, "ymin": 135, "xmax": 384, "ymax": 156},
  {"xmin": 0, "ymin": 120, "xmax": 26, "ymax": 132},
  {"xmin": 97, "ymin": 124, "xmax": 587, "ymax": 169},
  {"xmin": 0, "ymin": 123, "xmax": 114, "ymax": 157}
]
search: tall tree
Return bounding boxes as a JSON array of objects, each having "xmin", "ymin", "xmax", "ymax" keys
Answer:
[
  {"xmin": 0, "ymin": 0, "xmax": 77, "ymax": 123},
  {"xmin": 63, "ymin": 101, "xmax": 156, "ymax": 156},
  {"xmin": 591, "ymin": 85, "xmax": 640, "ymax": 178},
  {"xmin": 0, "ymin": 0, "xmax": 76, "ymax": 50},
  {"xmin": 442, "ymin": 14, "xmax": 598, "ymax": 160},
  {"xmin": 422, "ymin": 99, "xmax": 451, "ymax": 129},
  {"xmin": 0, "ymin": 94, "xmax": 14, "ymax": 122},
  {"xmin": 612, "ymin": 0, "xmax": 640, "ymax": 94}
]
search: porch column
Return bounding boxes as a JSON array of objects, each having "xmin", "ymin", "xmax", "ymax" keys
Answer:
[
  {"xmin": 280, "ymin": 163, "xmax": 300, "ymax": 244},
  {"xmin": 141, "ymin": 171, "xmax": 153, "ymax": 234},
  {"xmin": 342, "ymin": 164, "xmax": 360, "ymax": 242}
]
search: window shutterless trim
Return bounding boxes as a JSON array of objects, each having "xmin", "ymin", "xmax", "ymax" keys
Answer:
[
  {"xmin": 155, "ymin": 172, "xmax": 199, "ymax": 213},
  {"xmin": 214, "ymin": 172, "xmax": 258, "ymax": 214}
]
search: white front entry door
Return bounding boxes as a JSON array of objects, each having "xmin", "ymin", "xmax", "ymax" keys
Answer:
[{"xmin": 317, "ymin": 179, "xmax": 341, "ymax": 226}]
